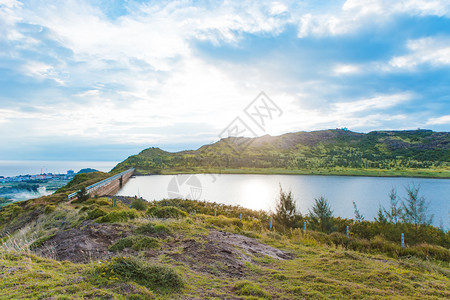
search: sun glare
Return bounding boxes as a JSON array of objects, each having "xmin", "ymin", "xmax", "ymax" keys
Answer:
[{"xmin": 240, "ymin": 179, "xmax": 272, "ymax": 211}]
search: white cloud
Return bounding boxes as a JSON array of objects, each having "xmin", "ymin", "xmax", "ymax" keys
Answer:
[
  {"xmin": 269, "ymin": 2, "xmax": 288, "ymax": 15},
  {"xmin": 21, "ymin": 61, "xmax": 65, "ymax": 84},
  {"xmin": 333, "ymin": 93, "xmax": 413, "ymax": 114},
  {"xmin": 426, "ymin": 115, "xmax": 450, "ymax": 125},
  {"xmin": 389, "ymin": 38, "xmax": 450, "ymax": 69},
  {"xmin": 343, "ymin": 0, "xmax": 450, "ymax": 17},
  {"xmin": 333, "ymin": 64, "xmax": 360, "ymax": 75}
]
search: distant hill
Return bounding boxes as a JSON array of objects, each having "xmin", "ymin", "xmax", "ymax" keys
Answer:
[
  {"xmin": 77, "ymin": 168, "xmax": 99, "ymax": 174},
  {"xmin": 112, "ymin": 129, "xmax": 450, "ymax": 177}
]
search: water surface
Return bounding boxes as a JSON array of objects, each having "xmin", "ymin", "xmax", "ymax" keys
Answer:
[{"xmin": 117, "ymin": 174, "xmax": 449, "ymax": 230}]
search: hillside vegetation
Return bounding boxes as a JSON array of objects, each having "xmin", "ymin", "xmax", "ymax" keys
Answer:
[
  {"xmin": 112, "ymin": 129, "xmax": 450, "ymax": 177},
  {"xmin": 0, "ymin": 174, "xmax": 449, "ymax": 299}
]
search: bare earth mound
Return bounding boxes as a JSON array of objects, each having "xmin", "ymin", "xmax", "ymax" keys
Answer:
[
  {"xmin": 35, "ymin": 221, "xmax": 131, "ymax": 263},
  {"xmin": 35, "ymin": 222, "xmax": 293, "ymax": 278},
  {"xmin": 168, "ymin": 229, "xmax": 293, "ymax": 277}
]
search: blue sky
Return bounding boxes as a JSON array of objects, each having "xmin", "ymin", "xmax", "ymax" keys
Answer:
[{"xmin": 0, "ymin": 0, "xmax": 449, "ymax": 161}]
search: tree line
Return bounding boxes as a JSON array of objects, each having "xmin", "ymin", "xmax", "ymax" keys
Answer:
[{"xmin": 273, "ymin": 184, "xmax": 447, "ymax": 247}]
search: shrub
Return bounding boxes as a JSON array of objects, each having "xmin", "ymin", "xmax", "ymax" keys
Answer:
[
  {"xmin": 87, "ymin": 208, "xmax": 107, "ymax": 220},
  {"xmin": 132, "ymin": 236, "xmax": 160, "ymax": 251},
  {"xmin": 99, "ymin": 257, "xmax": 183, "ymax": 292},
  {"xmin": 109, "ymin": 236, "xmax": 135, "ymax": 251},
  {"xmin": 96, "ymin": 210, "xmax": 137, "ymax": 223},
  {"xmin": 233, "ymin": 281, "xmax": 269, "ymax": 298},
  {"xmin": 44, "ymin": 205, "xmax": 56, "ymax": 214},
  {"xmin": 109, "ymin": 235, "xmax": 160, "ymax": 252},
  {"xmin": 135, "ymin": 223, "xmax": 169, "ymax": 235},
  {"xmin": 147, "ymin": 206, "xmax": 187, "ymax": 219},
  {"xmin": 29, "ymin": 234, "xmax": 56, "ymax": 249},
  {"xmin": 202, "ymin": 215, "xmax": 243, "ymax": 229},
  {"xmin": 130, "ymin": 199, "xmax": 147, "ymax": 211}
]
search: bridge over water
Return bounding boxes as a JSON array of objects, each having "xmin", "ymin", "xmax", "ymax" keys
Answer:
[{"xmin": 67, "ymin": 168, "xmax": 135, "ymax": 200}]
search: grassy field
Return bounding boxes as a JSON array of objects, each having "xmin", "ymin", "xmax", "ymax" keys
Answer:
[
  {"xmin": 0, "ymin": 194, "xmax": 448, "ymax": 299},
  {"xmin": 136, "ymin": 167, "xmax": 450, "ymax": 178}
]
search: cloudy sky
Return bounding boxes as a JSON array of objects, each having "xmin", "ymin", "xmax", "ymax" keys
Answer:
[{"xmin": 1, "ymin": 0, "xmax": 449, "ymax": 161}]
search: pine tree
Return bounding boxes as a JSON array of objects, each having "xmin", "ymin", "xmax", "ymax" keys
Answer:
[
  {"xmin": 274, "ymin": 185, "xmax": 299, "ymax": 230},
  {"xmin": 402, "ymin": 184, "xmax": 433, "ymax": 235},
  {"xmin": 383, "ymin": 188, "xmax": 402, "ymax": 224},
  {"xmin": 308, "ymin": 196, "xmax": 334, "ymax": 233},
  {"xmin": 76, "ymin": 186, "xmax": 89, "ymax": 202},
  {"xmin": 353, "ymin": 201, "xmax": 365, "ymax": 222}
]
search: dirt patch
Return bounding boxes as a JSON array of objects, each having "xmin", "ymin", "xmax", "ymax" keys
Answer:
[
  {"xmin": 208, "ymin": 230, "xmax": 293, "ymax": 260},
  {"xmin": 34, "ymin": 221, "xmax": 132, "ymax": 263},
  {"xmin": 168, "ymin": 229, "xmax": 293, "ymax": 277}
]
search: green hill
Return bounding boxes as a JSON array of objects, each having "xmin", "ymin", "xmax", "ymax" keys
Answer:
[{"xmin": 113, "ymin": 129, "xmax": 450, "ymax": 177}]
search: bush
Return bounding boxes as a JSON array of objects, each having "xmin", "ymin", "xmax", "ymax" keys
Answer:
[
  {"xmin": 44, "ymin": 205, "xmax": 56, "ymax": 214},
  {"xmin": 109, "ymin": 236, "xmax": 160, "ymax": 252},
  {"xmin": 132, "ymin": 236, "xmax": 160, "ymax": 251},
  {"xmin": 29, "ymin": 234, "xmax": 56, "ymax": 249},
  {"xmin": 99, "ymin": 257, "xmax": 183, "ymax": 292},
  {"xmin": 130, "ymin": 199, "xmax": 147, "ymax": 211},
  {"xmin": 201, "ymin": 215, "xmax": 243, "ymax": 229},
  {"xmin": 87, "ymin": 208, "xmax": 107, "ymax": 220},
  {"xmin": 109, "ymin": 236, "xmax": 135, "ymax": 251},
  {"xmin": 146, "ymin": 206, "xmax": 187, "ymax": 219},
  {"xmin": 233, "ymin": 281, "xmax": 269, "ymax": 298},
  {"xmin": 135, "ymin": 223, "xmax": 169, "ymax": 235},
  {"xmin": 96, "ymin": 210, "xmax": 137, "ymax": 223}
]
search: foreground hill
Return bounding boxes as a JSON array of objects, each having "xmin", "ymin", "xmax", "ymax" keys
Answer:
[
  {"xmin": 0, "ymin": 173, "xmax": 448, "ymax": 298},
  {"xmin": 113, "ymin": 129, "xmax": 450, "ymax": 177}
]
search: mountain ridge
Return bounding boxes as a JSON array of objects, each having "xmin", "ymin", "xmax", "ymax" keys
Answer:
[{"xmin": 112, "ymin": 129, "xmax": 450, "ymax": 177}]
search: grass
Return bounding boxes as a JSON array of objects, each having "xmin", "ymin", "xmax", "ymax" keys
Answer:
[
  {"xmin": 109, "ymin": 235, "xmax": 160, "ymax": 251},
  {"xmin": 136, "ymin": 167, "xmax": 450, "ymax": 178},
  {"xmin": 0, "ymin": 192, "xmax": 449, "ymax": 299}
]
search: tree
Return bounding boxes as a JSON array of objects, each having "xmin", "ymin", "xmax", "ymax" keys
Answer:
[
  {"xmin": 374, "ymin": 206, "xmax": 387, "ymax": 224},
  {"xmin": 308, "ymin": 196, "xmax": 334, "ymax": 233},
  {"xmin": 402, "ymin": 184, "xmax": 433, "ymax": 236},
  {"xmin": 353, "ymin": 201, "xmax": 365, "ymax": 222},
  {"xmin": 76, "ymin": 186, "xmax": 89, "ymax": 202},
  {"xmin": 274, "ymin": 185, "xmax": 299, "ymax": 230},
  {"xmin": 383, "ymin": 188, "xmax": 402, "ymax": 224}
]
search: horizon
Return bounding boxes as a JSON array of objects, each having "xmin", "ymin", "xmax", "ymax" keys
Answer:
[{"xmin": 1, "ymin": 1, "xmax": 450, "ymax": 162}]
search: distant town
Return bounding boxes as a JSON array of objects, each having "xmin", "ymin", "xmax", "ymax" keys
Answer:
[{"xmin": 0, "ymin": 170, "xmax": 75, "ymax": 183}]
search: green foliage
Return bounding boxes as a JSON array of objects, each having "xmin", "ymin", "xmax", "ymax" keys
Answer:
[
  {"xmin": 402, "ymin": 184, "xmax": 433, "ymax": 228},
  {"xmin": 352, "ymin": 201, "xmax": 364, "ymax": 222},
  {"xmin": 97, "ymin": 256, "xmax": 183, "ymax": 293},
  {"xmin": 86, "ymin": 207, "xmax": 108, "ymax": 220},
  {"xmin": 201, "ymin": 215, "xmax": 243, "ymax": 229},
  {"xmin": 132, "ymin": 236, "xmax": 160, "ymax": 251},
  {"xmin": 44, "ymin": 205, "xmax": 56, "ymax": 214},
  {"xmin": 74, "ymin": 186, "xmax": 89, "ymax": 203},
  {"xmin": 135, "ymin": 223, "xmax": 169, "ymax": 235},
  {"xmin": 96, "ymin": 210, "xmax": 137, "ymax": 223},
  {"xmin": 233, "ymin": 281, "xmax": 269, "ymax": 298},
  {"xmin": 109, "ymin": 236, "xmax": 134, "ymax": 251},
  {"xmin": 309, "ymin": 197, "xmax": 334, "ymax": 233},
  {"xmin": 130, "ymin": 198, "xmax": 147, "ymax": 211},
  {"xmin": 29, "ymin": 234, "xmax": 56, "ymax": 249},
  {"xmin": 147, "ymin": 206, "xmax": 187, "ymax": 219},
  {"xmin": 383, "ymin": 188, "xmax": 403, "ymax": 224},
  {"xmin": 112, "ymin": 129, "xmax": 450, "ymax": 175},
  {"xmin": 56, "ymin": 172, "xmax": 110, "ymax": 194},
  {"xmin": 274, "ymin": 185, "xmax": 300, "ymax": 230},
  {"xmin": 109, "ymin": 236, "xmax": 160, "ymax": 251}
]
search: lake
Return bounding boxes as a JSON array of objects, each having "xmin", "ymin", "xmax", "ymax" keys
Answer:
[{"xmin": 116, "ymin": 174, "xmax": 449, "ymax": 230}]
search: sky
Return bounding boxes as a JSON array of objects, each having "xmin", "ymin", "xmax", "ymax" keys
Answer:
[{"xmin": 1, "ymin": 0, "xmax": 449, "ymax": 161}]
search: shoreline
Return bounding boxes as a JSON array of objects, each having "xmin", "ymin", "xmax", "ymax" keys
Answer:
[{"xmin": 131, "ymin": 168, "xmax": 450, "ymax": 179}]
